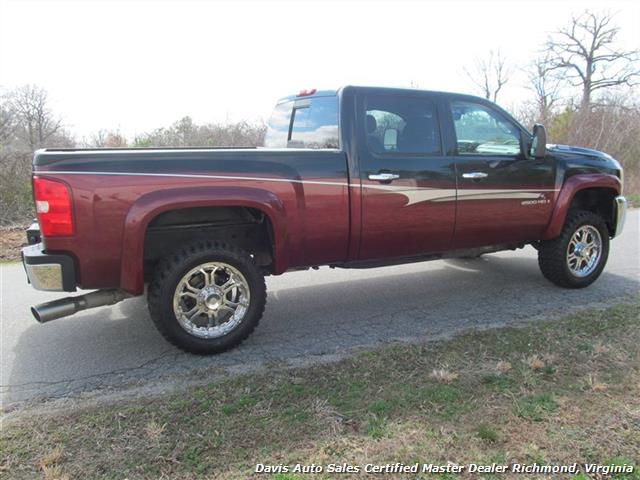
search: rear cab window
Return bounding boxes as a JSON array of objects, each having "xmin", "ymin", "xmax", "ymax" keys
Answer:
[{"xmin": 264, "ymin": 94, "xmax": 339, "ymax": 149}]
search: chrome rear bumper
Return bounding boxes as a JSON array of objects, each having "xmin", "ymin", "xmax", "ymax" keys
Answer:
[{"xmin": 22, "ymin": 243, "xmax": 76, "ymax": 292}]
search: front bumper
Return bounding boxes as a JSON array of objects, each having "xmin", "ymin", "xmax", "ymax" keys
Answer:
[
  {"xmin": 612, "ymin": 195, "xmax": 628, "ymax": 238},
  {"xmin": 22, "ymin": 243, "xmax": 76, "ymax": 292}
]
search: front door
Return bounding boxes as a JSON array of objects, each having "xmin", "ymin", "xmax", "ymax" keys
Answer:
[
  {"xmin": 357, "ymin": 92, "xmax": 457, "ymax": 260},
  {"xmin": 447, "ymin": 99, "xmax": 557, "ymax": 249}
]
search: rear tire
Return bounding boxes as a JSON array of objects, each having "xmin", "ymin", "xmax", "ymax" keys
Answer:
[
  {"xmin": 538, "ymin": 210, "xmax": 609, "ymax": 288},
  {"xmin": 148, "ymin": 241, "xmax": 266, "ymax": 354}
]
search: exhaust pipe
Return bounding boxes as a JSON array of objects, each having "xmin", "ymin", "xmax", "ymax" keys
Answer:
[{"xmin": 31, "ymin": 289, "xmax": 129, "ymax": 323}]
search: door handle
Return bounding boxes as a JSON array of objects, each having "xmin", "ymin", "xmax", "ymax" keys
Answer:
[
  {"xmin": 462, "ymin": 172, "xmax": 488, "ymax": 179},
  {"xmin": 369, "ymin": 172, "xmax": 400, "ymax": 182}
]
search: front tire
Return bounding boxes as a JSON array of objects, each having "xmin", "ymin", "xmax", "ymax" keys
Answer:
[
  {"xmin": 148, "ymin": 241, "xmax": 266, "ymax": 354},
  {"xmin": 538, "ymin": 210, "xmax": 610, "ymax": 288}
]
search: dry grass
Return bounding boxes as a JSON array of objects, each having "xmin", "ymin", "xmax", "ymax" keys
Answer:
[
  {"xmin": 593, "ymin": 342, "xmax": 610, "ymax": 355},
  {"xmin": 144, "ymin": 420, "xmax": 167, "ymax": 441},
  {"xmin": 526, "ymin": 354, "xmax": 546, "ymax": 371},
  {"xmin": 585, "ymin": 373, "xmax": 609, "ymax": 393},
  {"xmin": 38, "ymin": 447, "xmax": 68, "ymax": 480},
  {"xmin": 496, "ymin": 360, "xmax": 512, "ymax": 373},
  {"xmin": 38, "ymin": 447, "xmax": 63, "ymax": 470},
  {"xmin": 2, "ymin": 301, "xmax": 639, "ymax": 479},
  {"xmin": 41, "ymin": 465, "xmax": 69, "ymax": 480},
  {"xmin": 429, "ymin": 367, "xmax": 459, "ymax": 383},
  {"xmin": 0, "ymin": 227, "xmax": 27, "ymax": 261}
]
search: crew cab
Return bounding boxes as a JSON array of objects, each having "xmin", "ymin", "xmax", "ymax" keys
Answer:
[{"xmin": 22, "ymin": 86, "xmax": 628, "ymax": 354}]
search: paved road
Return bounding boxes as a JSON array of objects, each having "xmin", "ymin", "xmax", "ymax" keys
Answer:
[{"xmin": 2, "ymin": 212, "xmax": 638, "ymax": 409}]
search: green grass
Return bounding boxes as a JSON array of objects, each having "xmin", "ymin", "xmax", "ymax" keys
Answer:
[
  {"xmin": 1, "ymin": 300, "xmax": 638, "ymax": 479},
  {"xmin": 220, "ymin": 394, "xmax": 258, "ymax": 415},
  {"xmin": 476, "ymin": 424, "xmax": 500, "ymax": 443},
  {"xmin": 627, "ymin": 193, "xmax": 640, "ymax": 208},
  {"xmin": 513, "ymin": 393, "xmax": 559, "ymax": 421},
  {"xmin": 605, "ymin": 457, "xmax": 640, "ymax": 480},
  {"xmin": 368, "ymin": 399, "xmax": 392, "ymax": 415},
  {"xmin": 481, "ymin": 373, "xmax": 513, "ymax": 391}
]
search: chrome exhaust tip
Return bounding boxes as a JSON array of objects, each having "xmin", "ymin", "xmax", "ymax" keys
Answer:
[
  {"xmin": 31, "ymin": 289, "xmax": 129, "ymax": 323},
  {"xmin": 31, "ymin": 306, "xmax": 42, "ymax": 322}
]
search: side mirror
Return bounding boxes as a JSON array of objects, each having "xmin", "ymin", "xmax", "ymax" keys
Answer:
[{"xmin": 530, "ymin": 124, "xmax": 547, "ymax": 159}]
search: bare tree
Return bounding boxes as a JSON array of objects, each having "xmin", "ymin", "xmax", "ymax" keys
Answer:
[
  {"xmin": 525, "ymin": 54, "xmax": 564, "ymax": 124},
  {"xmin": 84, "ymin": 129, "xmax": 108, "ymax": 148},
  {"xmin": 1, "ymin": 85, "xmax": 73, "ymax": 225},
  {"xmin": 0, "ymin": 90, "xmax": 21, "ymax": 195},
  {"xmin": 84, "ymin": 129, "xmax": 128, "ymax": 148},
  {"xmin": 0, "ymin": 94, "xmax": 18, "ymax": 147},
  {"xmin": 464, "ymin": 49, "xmax": 511, "ymax": 102},
  {"xmin": 566, "ymin": 94, "xmax": 640, "ymax": 193},
  {"xmin": 545, "ymin": 11, "xmax": 640, "ymax": 111},
  {"xmin": 7, "ymin": 85, "xmax": 65, "ymax": 152}
]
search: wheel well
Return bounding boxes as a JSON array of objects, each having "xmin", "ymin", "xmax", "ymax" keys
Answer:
[
  {"xmin": 143, "ymin": 206, "xmax": 274, "ymax": 280},
  {"xmin": 569, "ymin": 187, "xmax": 617, "ymax": 235}
]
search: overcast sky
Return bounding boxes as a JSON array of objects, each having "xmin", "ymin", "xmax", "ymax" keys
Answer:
[{"xmin": 1, "ymin": 0, "xmax": 638, "ymax": 138}]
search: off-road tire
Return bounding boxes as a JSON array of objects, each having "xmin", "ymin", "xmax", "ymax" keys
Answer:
[
  {"xmin": 148, "ymin": 241, "xmax": 266, "ymax": 354},
  {"xmin": 538, "ymin": 209, "xmax": 609, "ymax": 288}
]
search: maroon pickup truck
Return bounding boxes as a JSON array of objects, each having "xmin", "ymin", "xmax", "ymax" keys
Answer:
[{"xmin": 22, "ymin": 86, "xmax": 628, "ymax": 354}]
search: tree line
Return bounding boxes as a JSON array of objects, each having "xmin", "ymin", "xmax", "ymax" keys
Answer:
[{"xmin": 1, "ymin": 10, "xmax": 638, "ymax": 226}]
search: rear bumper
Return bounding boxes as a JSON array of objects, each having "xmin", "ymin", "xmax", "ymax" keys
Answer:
[
  {"xmin": 612, "ymin": 196, "xmax": 628, "ymax": 238},
  {"xmin": 22, "ymin": 243, "xmax": 76, "ymax": 292}
]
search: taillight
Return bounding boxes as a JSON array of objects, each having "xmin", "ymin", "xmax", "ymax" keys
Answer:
[{"xmin": 33, "ymin": 176, "xmax": 74, "ymax": 237}]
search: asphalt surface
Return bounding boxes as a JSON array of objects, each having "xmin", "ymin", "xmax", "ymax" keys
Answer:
[{"xmin": 1, "ymin": 212, "xmax": 638, "ymax": 410}]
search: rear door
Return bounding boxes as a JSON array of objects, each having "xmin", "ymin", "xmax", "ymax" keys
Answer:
[
  {"xmin": 446, "ymin": 98, "xmax": 557, "ymax": 248},
  {"xmin": 356, "ymin": 91, "xmax": 457, "ymax": 260}
]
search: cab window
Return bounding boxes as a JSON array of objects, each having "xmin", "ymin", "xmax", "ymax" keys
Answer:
[
  {"xmin": 365, "ymin": 95, "xmax": 441, "ymax": 155},
  {"xmin": 264, "ymin": 96, "xmax": 339, "ymax": 149},
  {"xmin": 263, "ymin": 101, "xmax": 292, "ymax": 148},
  {"xmin": 450, "ymin": 101, "xmax": 521, "ymax": 156}
]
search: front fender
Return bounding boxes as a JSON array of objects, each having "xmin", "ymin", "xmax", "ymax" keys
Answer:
[
  {"xmin": 542, "ymin": 173, "xmax": 621, "ymax": 240},
  {"xmin": 119, "ymin": 186, "xmax": 288, "ymax": 295}
]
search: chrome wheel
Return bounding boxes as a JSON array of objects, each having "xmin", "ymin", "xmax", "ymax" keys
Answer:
[
  {"xmin": 566, "ymin": 225, "xmax": 602, "ymax": 278},
  {"xmin": 172, "ymin": 262, "xmax": 250, "ymax": 338}
]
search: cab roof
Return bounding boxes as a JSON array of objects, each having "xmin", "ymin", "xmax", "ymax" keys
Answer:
[{"xmin": 277, "ymin": 85, "xmax": 490, "ymax": 104}]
